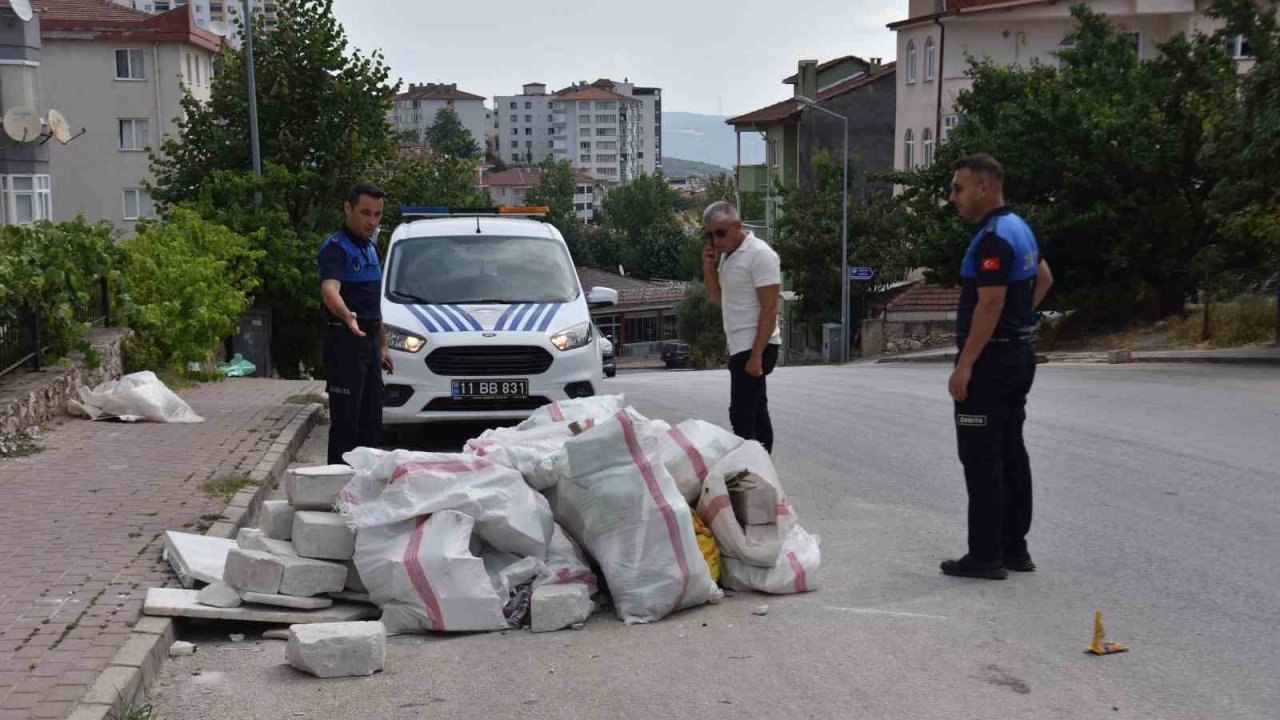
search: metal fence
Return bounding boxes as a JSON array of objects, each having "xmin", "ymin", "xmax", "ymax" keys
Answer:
[{"xmin": 0, "ymin": 277, "xmax": 111, "ymax": 378}]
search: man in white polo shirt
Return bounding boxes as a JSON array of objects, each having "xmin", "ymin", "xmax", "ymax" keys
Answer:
[{"xmin": 701, "ymin": 200, "xmax": 783, "ymax": 452}]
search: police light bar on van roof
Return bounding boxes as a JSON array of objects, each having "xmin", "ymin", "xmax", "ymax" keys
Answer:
[{"xmin": 400, "ymin": 205, "xmax": 549, "ymax": 219}]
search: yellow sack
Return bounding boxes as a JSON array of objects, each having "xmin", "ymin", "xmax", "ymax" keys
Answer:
[{"xmin": 692, "ymin": 513, "xmax": 721, "ymax": 583}]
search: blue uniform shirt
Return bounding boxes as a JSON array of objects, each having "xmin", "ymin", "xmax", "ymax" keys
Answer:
[
  {"xmin": 318, "ymin": 228, "xmax": 382, "ymax": 322},
  {"xmin": 955, "ymin": 207, "xmax": 1040, "ymax": 342}
]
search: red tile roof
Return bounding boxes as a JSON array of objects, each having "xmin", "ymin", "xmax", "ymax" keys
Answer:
[
  {"xmin": 576, "ymin": 266, "xmax": 690, "ymax": 306},
  {"xmin": 726, "ymin": 63, "xmax": 896, "ymax": 126},
  {"xmin": 393, "ymin": 83, "xmax": 486, "ymax": 102},
  {"xmin": 37, "ymin": 0, "xmax": 222, "ymax": 52},
  {"xmin": 886, "ymin": 284, "xmax": 962, "ymax": 313},
  {"xmin": 481, "ymin": 167, "xmax": 597, "ymax": 187},
  {"xmin": 555, "ymin": 87, "xmax": 637, "ymax": 103}
]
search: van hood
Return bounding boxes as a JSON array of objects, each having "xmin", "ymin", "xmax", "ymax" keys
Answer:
[{"xmin": 388, "ymin": 301, "xmax": 585, "ymax": 335}]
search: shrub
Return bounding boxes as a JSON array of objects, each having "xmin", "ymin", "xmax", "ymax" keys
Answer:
[{"xmin": 1169, "ymin": 295, "xmax": 1277, "ymax": 347}]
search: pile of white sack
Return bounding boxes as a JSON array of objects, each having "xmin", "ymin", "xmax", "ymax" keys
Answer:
[{"xmin": 333, "ymin": 395, "xmax": 820, "ymax": 633}]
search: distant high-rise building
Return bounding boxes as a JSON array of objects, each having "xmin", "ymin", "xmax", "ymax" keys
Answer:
[
  {"xmin": 388, "ymin": 83, "xmax": 488, "ymax": 154},
  {"xmin": 111, "ymin": 0, "xmax": 278, "ymax": 40}
]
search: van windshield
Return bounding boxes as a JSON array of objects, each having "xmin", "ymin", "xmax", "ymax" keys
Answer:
[{"xmin": 387, "ymin": 235, "xmax": 580, "ymax": 305}]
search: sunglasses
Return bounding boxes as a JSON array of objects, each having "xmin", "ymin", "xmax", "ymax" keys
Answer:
[{"xmin": 702, "ymin": 228, "xmax": 731, "ymax": 240}]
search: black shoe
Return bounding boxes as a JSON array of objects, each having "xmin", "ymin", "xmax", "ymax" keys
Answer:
[
  {"xmin": 941, "ymin": 555, "xmax": 1008, "ymax": 580},
  {"xmin": 1004, "ymin": 553, "xmax": 1036, "ymax": 572}
]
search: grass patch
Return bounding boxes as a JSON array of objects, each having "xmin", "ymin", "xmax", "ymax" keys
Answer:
[
  {"xmin": 198, "ymin": 474, "xmax": 256, "ymax": 504},
  {"xmin": 154, "ymin": 367, "xmax": 226, "ymax": 392},
  {"xmin": 111, "ymin": 692, "xmax": 158, "ymax": 720},
  {"xmin": 0, "ymin": 430, "xmax": 42, "ymax": 459},
  {"xmin": 285, "ymin": 393, "xmax": 328, "ymax": 406},
  {"xmin": 1168, "ymin": 295, "xmax": 1277, "ymax": 348}
]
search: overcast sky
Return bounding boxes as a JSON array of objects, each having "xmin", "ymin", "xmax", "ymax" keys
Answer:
[{"xmin": 332, "ymin": 0, "xmax": 908, "ymax": 118}]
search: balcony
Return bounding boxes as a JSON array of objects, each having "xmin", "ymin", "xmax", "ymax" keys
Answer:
[{"xmin": 736, "ymin": 164, "xmax": 773, "ymax": 194}]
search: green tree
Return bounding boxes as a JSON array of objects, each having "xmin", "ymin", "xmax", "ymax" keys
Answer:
[
  {"xmin": 381, "ymin": 153, "xmax": 490, "ymax": 229},
  {"xmin": 676, "ymin": 282, "xmax": 727, "ymax": 366},
  {"xmin": 601, "ymin": 173, "xmax": 685, "ymax": 278},
  {"xmin": 525, "ymin": 158, "xmax": 590, "ymax": 264},
  {"xmin": 423, "ymin": 106, "xmax": 481, "ymax": 159}
]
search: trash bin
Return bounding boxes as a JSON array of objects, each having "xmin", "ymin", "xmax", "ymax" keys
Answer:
[
  {"xmin": 821, "ymin": 323, "xmax": 844, "ymax": 364},
  {"xmin": 230, "ymin": 307, "xmax": 272, "ymax": 378}
]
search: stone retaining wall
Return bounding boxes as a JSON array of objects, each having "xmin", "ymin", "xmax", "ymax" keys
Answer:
[
  {"xmin": 0, "ymin": 327, "xmax": 131, "ymax": 435},
  {"xmin": 883, "ymin": 319, "xmax": 956, "ymax": 355}
]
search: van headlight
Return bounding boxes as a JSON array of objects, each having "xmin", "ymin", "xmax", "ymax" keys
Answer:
[
  {"xmin": 385, "ymin": 324, "xmax": 427, "ymax": 353},
  {"xmin": 550, "ymin": 321, "xmax": 592, "ymax": 351}
]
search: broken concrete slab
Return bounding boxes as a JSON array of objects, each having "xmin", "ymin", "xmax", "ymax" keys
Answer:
[
  {"xmin": 236, "ymin": 528, "xmax": 299, "ymax": 557},
  {"xmin": 286, "ymin": 621, "xmax": 385, "ymax": 678},
  {"xmin": 143, "ymin": 588, "xmax": 378, "ymax": 624},
  {"xmin": 259, "ymin": 499, "xmax": 296, "ymax": 540},
  {"xmin": 223, "ymin": 548, "xmax": 284, "ymax": 594},
  {"xmin": 262, "ymin": 628, "xmax": 291, "ymax": 640},
  {"xmin": 531, "ymin": 583, "xmax": 593, "ymax": 633},
  {"xmin": 292, "ymin": 511, "xmax": 356, "ymax": 560},
  {"xmin": 169, "ymin": 641, "xmax": 196, "ymax": 657},
  {"xmin": 729, "ymin": 476, "xmax": 778, "ymax": 526},
  {"xmin": 163, "ymin": 531, "xmax": 236, "ymax": 589},
  {"xmin": 196, "ymin": 582, "xmax": 243, "ymax": 609},
  {"xmin": 277, "ymin": 554, "xmax": 347, "ymax": 598},
  {"xmin": 241, "ymin": 591, "xmax": 334, "ymax": 610},
  {"xmin": 328, "ymin": 591, "xmax": 373, "ymax": 605},
  {"xmin": 286, "ymin": 465, "xmax": 354, "ymax": 511}
]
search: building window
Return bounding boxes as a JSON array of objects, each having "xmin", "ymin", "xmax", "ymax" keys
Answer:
[
  {"xmin": 510, "ymin": 101, "xmax": 517, "ymax": 109},
  {"xmin": 119, "ymin": 118, "xmax": 150, "ymax": 151},
  {"xmin": 922, "ymin": 128, "xmax": 934, "ymax": 166},
  {"xmin": 511, "ymin": 153, "xmax": 519, "ymax": 161},
  {"xmin": 594, "ymin": 114, "xmax": 613, "ymax": 123},
  {"xmin": 579, "ymin": 141, "xmax": 590, "ymax": 150},
  {"xmin": 595, "ymin": 101, "xmax": 615, "ymax": 110},
  {"xmin": 925, "ymin": 37, "xmax": 936, "ymax": 81},
  {"xmin": 525, "ymin": 128, "xmax": 532, "ymax": 135},
  {"xmin": 1057, "ymin": 35, "xmax": 1076, "ymax": 69},
  {"xmin": 1225, "ymin": 33, "xmax": 1253, "ymax": 58},
  {"xmin": 525, "ymin": 114, "xmax": 532, "ymax": 122},
  {"xmin": 123, "ymin": 188, "xmax": 155, "ymax": 221},
  {"xmin": 524, "ymin": 101, "xmax": 531, "ymax": 109},
  {"xmin": 548, "ymin": 127, "xmax": 555, "ymax": 135},
  {"xmin": 548, "ymin": 140, "xmax": 554, "ymax": 148},
  {"xmin": 595, "ymin": 154, "xmax": 617, "ymax": 163},
  {"xmin": 511, "ymin": 128, "xmax": 518, "ymax": 135},
  {"xmin": 1, "ymin": 175, "xmax": 52, "ymax": 225},
  {"xmin": 578, "ymin": 101, "xmax": 590, "ymax": 110},
  {"xmin": 624, "ymin": 314, "xmax": 658, "ymax": 344},
  {"xmin": 767, "ymin": 138, "xmax": 780, "ymax": 168},
  {"xmin": 115, "ymin": 49, "xmax": 146, "ymax": 80},
  {"xmin": 510, "ymin": 114, "xmax": 517, "ymax": 122},
  {"xmin": 579, "ymin": 114, "xmax": 591, "ymax": 124},
  {"xmin": 906, "ymin": 40, "xmax": 917, "ymax": 83},
  {"xmin": 904, "ymin": 129, "xmax": 915, "ymax": 169},
  {"xmin": 595, "ymin": 127, "xmax": 616, "ymax": 137},
  {"xmin": 185, "ymin": 53, "xmax": 194, "ymax": 83},
  {"xmin": 511, "ymin": 140, "xmax": 518, "ymax": 148},
  {"xmin": 574, "ymin": 202, "xmax": 586, "ymax": 211},
  {"xmin": 943, "ymin": 114, "xmax": 959, "ymax": 141},
  {"xmin": 597, "ymin": 141, "xmax": 617, "ymax": 150}
]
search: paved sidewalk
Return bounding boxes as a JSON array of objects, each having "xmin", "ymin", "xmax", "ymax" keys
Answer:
[{"xmin": 0, "ymin": 378, "xmax": 321, "ymax": 720}]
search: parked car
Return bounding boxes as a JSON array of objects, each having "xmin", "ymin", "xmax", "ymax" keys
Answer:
[
  {"xmin": 660, "ymin": 340, "xmax": 691, "ymax": 369},
  {"xmin": 596, "ymin": 325, "xmax": 616, "ymax": 377}
]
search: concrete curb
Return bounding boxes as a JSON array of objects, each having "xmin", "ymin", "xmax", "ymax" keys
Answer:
[
  {"xmin": 67, "ymin": 402, "xmax": 323, "ymax": 720},
  {"xmin": 875, "ymin": 350, "xmax": 1278, "ymax": 366}
]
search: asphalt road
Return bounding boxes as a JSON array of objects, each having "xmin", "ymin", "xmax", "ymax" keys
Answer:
[{"xmin": 151, "ymin": 362, "xmax": 1280, "ymax": 720}]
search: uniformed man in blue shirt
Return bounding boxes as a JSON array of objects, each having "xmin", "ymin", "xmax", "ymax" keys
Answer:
[
  {"xmin": 318, "ymin": 183, "xmax": 392, "ymax": 465},
  {"xmin": 942, "ymin": 154, "xmax": 1054, "ymax": 580}
]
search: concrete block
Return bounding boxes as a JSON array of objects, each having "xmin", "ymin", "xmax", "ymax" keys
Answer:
[
  {"xmin": 144, "ymin": 588, "xmax": 378, "ymax": 625},
  {"xmin": 262, "ymin": 628, "xmax": 291, "ymax": 640},
  {"xmin": 1108, "ymin": 349, "xmax": 1134, "ymax": 364},
  {"xmin": 292, "ymin": 511, "xmax": 356, "ymax": 560},
  {"xmin": 259, "ymin": 500, "xmax": 295, "ymax": 540},
  {"xmin": 164, "ymin": 530, "xmax": 236, "ymax": 588},
  {"xmin": 286, "ymin": 621, "xmax": 385, "ymax": 678},
  {"xmin": 196, "ymin": 582, "xmax": 243, "ymax": 608},
  {"xmin": 222, "ymin": 548, "xmax": 284, "ymax": 594},
  {"xmin": 277, "ymin": 554, "xmax": 347, "ymax": 597},
  {"xmin": 132, "ymin": 616, "xmax": 174, "ymax": 636},
  {"xmin": 531, "ymin": 583, "xmax": 593, "ymax": 633},
  {"xmin": 241, "ymin": 591, "xmax": 334, "ymax": 610},
  {"xmin": 236, "ymin": 528, "xmax": 299, "ymax": 558},
  {"xmin": 287, "ymin": 465, "xmax": 354, "ymax": 510},
  {"xmin": 729, "ymin": 476, "xmax": 778, "ymax": 526},
  {"xmin": 344, "ymin": 559, "xmax": 367, "ymax": 593}
]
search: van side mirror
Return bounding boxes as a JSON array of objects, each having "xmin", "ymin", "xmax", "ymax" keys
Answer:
[{"xmin": 587, "ymin": 286, "xmax": 618, "ymax": 308}]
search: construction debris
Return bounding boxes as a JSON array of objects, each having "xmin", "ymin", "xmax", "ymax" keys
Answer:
[
  {"xmin": 292, "ymin": 511, "xmax": 356, "ymax": 560},
  {"xmin": 262, "ymin": 628, "xmax": 291, "ymax": 640},
  {"xmin": 195, "ymin": 582, "xmax": 242, "ymax": 609},
  {"xmin": 531, "ymin": 584, "xmax": 592, "ymax": 633},
  {"xmin": 286, "ymin": 621, "xmax": 386, "ymax": 678},
  {"xmin": 259, "ymin": 500, "xmax": 295, "ymax": 540},
  {"xmin": 163, "ymin": 531, "xmax": 236, "ymax": 588},
  {"xmin": 240, "ymin": 591, "xmax": 334, "ymax": 610},
  {"xmin": 236, "ymin": 528, "xmax": 298, "ymax": 557},
  {"xmin": 277, "ymin": 555, "xmax": 347, "ymax": 598},
  {"xmin": 144, "ymin": 588, "xmax": 377, "ymax": 624},
  {"xmin": 286, "ymin": 465, "xmax": 354, "ymax": 511},
  {"xmin": 223, "ymin": 548, "xmax": 285, "ymax": 594},
  {"xmin": 168, "ymin": 641, "xmax": 196, "ymax": 657}
]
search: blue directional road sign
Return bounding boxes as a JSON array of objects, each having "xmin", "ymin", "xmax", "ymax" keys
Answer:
[{"xmin": 848, "ymin": 266, "xmax": 876, "ymax": 281}]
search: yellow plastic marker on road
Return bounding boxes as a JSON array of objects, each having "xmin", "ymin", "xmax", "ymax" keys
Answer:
[{"xmin": 1087, "ymin": 611, "xmax": 1129, "ymax": 655}]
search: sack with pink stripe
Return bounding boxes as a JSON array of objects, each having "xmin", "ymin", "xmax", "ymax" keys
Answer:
[
  {"xmin": 721, "ymin": 525, "xmax": 821, "ymax": 595},
  {"xmin": 516, "ymin": 394, "xmax": 626, "ymax": 431},
  {"xmin": 651, "ymin": 420, "xmax": 745, "ymax": 503},
  {"xmin": 554, "ymin": 410, "xmax": 718, "ymax": 624},
  {"xmin": 463, "ymin": 422, "xmax": 576, "ymax": 488}
]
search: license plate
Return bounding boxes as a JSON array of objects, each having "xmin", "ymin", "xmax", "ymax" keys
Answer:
[{"xmin": 451, "ymin": 379, "xmax": 528, "ymax": 399}]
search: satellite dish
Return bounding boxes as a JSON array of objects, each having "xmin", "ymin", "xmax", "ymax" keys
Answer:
[
  {"xmin": 10, "ymin": 0, "xmax": 33, "ymax": 22},
  {"xmin": 47, "ymin": 110, "xmax": 72, "ymax": 144},
  {"xmin": 3, "ymin": 107, "xmax": 41, "ymax": 143}
]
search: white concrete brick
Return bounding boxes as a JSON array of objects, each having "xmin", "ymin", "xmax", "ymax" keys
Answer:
[
  {"xmin": 343, "ymin": 559, "xmax": 367, "ymax": 593},
  {"xmin": 292, "ymin": 511, "xmax": 356, "ymax": 561},
  {"xmin": 222, "ymin": 548, "xmax": 284, "ymax": 594},
  {"xmin": 287, "ymin": 465, "xmax": 354, "ymax": 510},
  {"xmin": 196, "ymin": 582, "xmax": 243, "ymax": 608},
  {"xmin": 729, "ymin": 477, "xmax": 778, "ymax": 526},
  {"xmin": 240, "ymin": 591, "xmax": 334, "ymax": 610},
  {"xmin": 236, "ymin": 527, "xmax": 298, "ymax": 557},
  {"xmin": 277, "ymin": 554, "xmax": 348, "ymax": 597},
  {"xmin": 259, "ymin": 500, "xmax": 295, "ymax": 540},
  {"xmin": 286, "ymin": 621, "xmax": 385, "ymax": 678},
  {"xmin": 531, "ymin": 583, "xmax": 593, "ymax": 633}
]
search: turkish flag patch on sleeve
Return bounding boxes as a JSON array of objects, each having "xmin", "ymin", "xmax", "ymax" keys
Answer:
[{"xmin": 981, "ymin": 257, "xmax": 1001, "ymax": 272}]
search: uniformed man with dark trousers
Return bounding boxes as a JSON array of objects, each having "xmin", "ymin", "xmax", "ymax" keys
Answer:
[
  {"xmin": 319, "ymin": 183, "xmax": 393, "ymax": 465},
  {"xmin": 941, "ymin": 154, "xmax": 1053, "ymax": 580}
]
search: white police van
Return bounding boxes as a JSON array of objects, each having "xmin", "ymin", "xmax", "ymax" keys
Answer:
[{"xmin": 379, "ymin": 206, "xmax": 617, "ymax": 425}]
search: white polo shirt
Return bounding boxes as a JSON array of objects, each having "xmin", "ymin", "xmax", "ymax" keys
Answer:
[{"xmin": 717, "ymin": 232, "xmax": 783, "ymax": 356}]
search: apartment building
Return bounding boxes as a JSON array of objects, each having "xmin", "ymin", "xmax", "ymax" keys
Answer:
[
  {"xmin": 112, "ymin": 0, "xmax": 278, "ymax": 35},
  {"xmin": 0, "ymin": 2, "xmax": 52, "ymax": 225},
  {"xmin": 480, "ymin": 167, "xmax": 602, "ymax": 222},
  {"xmin": 389, "ymin": 82, "xmax": 488, "ymax": 153},
  {"xmin": 40, "ymin": 0, "xmax": 220, "ymax": 231},
  {"xmin": 889, "ymin": 0, "xmax": 1257, "ymax": 172}
]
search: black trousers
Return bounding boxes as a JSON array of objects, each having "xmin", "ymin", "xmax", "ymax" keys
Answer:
[
  {"xmin": 727, "ymin": 344, "xmax": 780, "ymax": 453},
  {"xmin": 323, "ymin": 325, "xmax": 383, "ymax": 465},
  {"xmin": 954, "ymin": 341, "xmax": 1037, "ymax": 563}
]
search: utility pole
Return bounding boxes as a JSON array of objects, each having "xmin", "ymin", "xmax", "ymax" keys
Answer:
[{"xmin": 242, "ymin": 0, "xmax": 262, "ymax": 206}]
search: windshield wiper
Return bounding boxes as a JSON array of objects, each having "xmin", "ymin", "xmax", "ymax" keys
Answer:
[{"xmin": 389, "ymin": 290, "xmax": 431, "ymax": 304}]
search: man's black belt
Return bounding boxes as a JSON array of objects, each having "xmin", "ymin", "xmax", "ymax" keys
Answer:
[
  {"xmin": 956, "ymin": 335, "xmax": 1032, "ymax": 348},
  {"xmin": 327, "ymin": 318, "xmax": 381, "ymax": 329}
]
